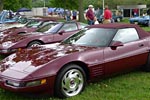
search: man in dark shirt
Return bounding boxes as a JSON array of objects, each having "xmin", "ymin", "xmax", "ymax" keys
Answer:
[
  {"xmin": 103, "ymin": 5, "xmax": 112, "ymax": 24},
  {"xmin": 86, "ymin": 5, "xmax": 95, "ymax": 25}
]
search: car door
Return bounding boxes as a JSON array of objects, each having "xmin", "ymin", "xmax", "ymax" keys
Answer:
[
  {"xmin": 104, "ymin": 28, "xmax": 149, "ymax": 76},
  {"xmin": 53, "ymin": 23, "xmax": 80, "ymax": 42}
]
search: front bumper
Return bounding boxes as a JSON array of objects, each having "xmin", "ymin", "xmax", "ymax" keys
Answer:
[
  {"xmin": 0, "ymin": 75, "xmax": 56, "ymax": 95},
  {"xmin": 0, "ymin": 49, "xmax": 17, "ymax": 55}
]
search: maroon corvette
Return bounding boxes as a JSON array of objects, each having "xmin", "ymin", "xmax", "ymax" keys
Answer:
[
  {"xmin": 0, "ymin": 23, "xmax": 150, "ymax": 98},
  {"xmin": 0, "ymin": 21, "xmax": 88, "ymax": 55},
  {"xmin": 0, "ymin": 18, "xmax": 57, "ymax": 39}
]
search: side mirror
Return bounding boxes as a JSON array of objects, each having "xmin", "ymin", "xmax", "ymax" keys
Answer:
[
  {"xmin": 58, "ymin": 30, "xmax": 65, "ymax": 35},
  {"xmin": 110, "ymin": 41, "xmax": 123, "ymax": 49}
]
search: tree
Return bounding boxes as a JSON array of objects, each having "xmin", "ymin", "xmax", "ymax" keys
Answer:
[
  {"xmin": 19, "ymin": 0, "xmax": 32, "ymax": 8},
  {"xmin": 0, "ymin": 0, "xmax": 4, "ymax": 11},
  {"xmin": 78, "ymin": 0, "xmax": 84, "ymax": 22},
  {"xmin": 2, "ymin": 0, "xmax": 32, "ymax": 11},
  {"xmin": 3, "ymin": 0, "xmax": 21, "ymax": 11}
]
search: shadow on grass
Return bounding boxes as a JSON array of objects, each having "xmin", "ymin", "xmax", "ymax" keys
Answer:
[{"xmin": 0, "ymin": 89, "xmax": 60, "ymax": 100}]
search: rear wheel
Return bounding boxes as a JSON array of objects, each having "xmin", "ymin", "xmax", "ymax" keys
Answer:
[
  {"xmin": 55, "ymin": 64, "xmax": 86, "ymax": 98},
  {"xmin": 27, "ymin": 41, "xmax": 42, "ymax": 47},
  {"xmin": 143, "ymin": 53, "xmax": 150, "ymax": 72}
]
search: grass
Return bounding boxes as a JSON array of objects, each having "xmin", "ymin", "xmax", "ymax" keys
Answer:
[
  {"xmin": 0, "ymin": 21, "xmax": 150, "ymax": 100},
  {"xmin": 1, "ymin": 71, "xmax": 150, "ymax": 100},
  {"xmin": 142, "ymin": 27, "xmax": 150, "ymax": 32}
]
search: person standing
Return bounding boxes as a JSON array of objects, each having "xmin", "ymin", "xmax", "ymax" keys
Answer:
[
  {"xmin": 103, "ymin": 5, "xmax": 112, "ymax": 24},
  {"xmin": 72, "ymin": 10, "xmax": 77, "ymax": 20},
  {"xmin": 65, "ymin": 9, "xmax": 71, "ymax": 21},
  {"xmin": 86, "ymin": 5, "xmax": 95, "ymax": 25}
]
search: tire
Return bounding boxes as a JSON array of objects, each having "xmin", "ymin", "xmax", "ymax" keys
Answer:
[
  {"xmin": 55, "ymin": 64, "xmax": 86, "ymax": 98},
  {"xmin": 116, "ymin": 18, "xmax": 120, "ymax": 22},
  {"xmin": 148, "ymin": 21, "xmax": 150, "ymax": 27},
  {"xmin": 27, "ymin": 41, "xmax": 42, "ymax": 47},
  {"xmin": 144, "ymin": 53, "xmax": 150, "ymax": 72}
]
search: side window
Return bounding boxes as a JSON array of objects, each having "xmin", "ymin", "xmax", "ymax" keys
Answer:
[
  {"xmin": 59, "ymin": 23, "xmax": 78, "ymax": 32},
  {"xmin": 113, "ymin": 28, "xmax": 139, "ymax": 43}
]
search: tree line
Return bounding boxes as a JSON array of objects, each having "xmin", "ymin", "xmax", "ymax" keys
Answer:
[
  {"xmin": 1, "ymin": 0, "xmax": 150, "ymax": 22},
  {"xmin": 1, "ymin": 0, "xmax": 150, "ymax": 12}
]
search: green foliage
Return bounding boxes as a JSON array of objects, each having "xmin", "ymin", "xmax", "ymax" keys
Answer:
[
  {"xmin": 49, "ymin": 0, "xmax": 78, "ymax": 10},
  {"xmin": 0, "ymin": 0, "xmax": 4, "ymax": 11},
  {"xmin": 3, "ymin": 0, "xmax": 32, "ymax": 11},
  {"xmin": 3, "ymin": 0, "xmax": 20, "ymax": 11}
]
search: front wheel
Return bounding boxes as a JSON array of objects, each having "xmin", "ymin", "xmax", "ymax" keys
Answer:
[
  {"xmin": 27, "ymin": 41, "xmax": 42, "ymax": 47},
  {"xmin": 55, "ymin": 64, "xmax": 86, "ymax": 98}
]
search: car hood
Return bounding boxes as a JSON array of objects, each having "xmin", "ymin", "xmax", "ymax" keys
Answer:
[
  {"xmin": 0, "ymin": 43, "xmax": 94, "ymax": 74},
  {"xmin": 0, "ymin": 27, "xmax": 19, "ymax": 37},
  {"xmin": 0, "ymin": 32, "xmax": 43, "ymax": 43},
  {"xmin": 0, "ymin": 23, "xmax": 25, "ymax": 31}
]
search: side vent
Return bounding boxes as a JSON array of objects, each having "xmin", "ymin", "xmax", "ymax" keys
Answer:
[{"xmin": 91, "ymin": 65, "xmax": 104, "ymax": 77}]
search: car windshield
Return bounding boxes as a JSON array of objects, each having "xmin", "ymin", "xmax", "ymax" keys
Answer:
[
  {"xmin": 36, "ymin": 22, "xmax": 57, "ymax": 33},
  {"xmin": 44, "ymin": 23, "xmax": 63, "ymax": 33},
  {"xmin": 26, "ymin": 20, "xmax": 42, "ymax": 28},
  {"xmin": 62, "ymin": 28, "xmax": 117, "ymax": 47}
]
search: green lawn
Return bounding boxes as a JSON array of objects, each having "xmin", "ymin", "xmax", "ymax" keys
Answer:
[
  {"xmin": 142, "ymin": 27, "xmax": 150, "ymax": 32},
  {"xmin": 0, "ymin": 22, "xmax": 150, "ymax": 100},
  {"xmin": 1, "ymin": 71, "xmax": 150, "ymax": 100}
]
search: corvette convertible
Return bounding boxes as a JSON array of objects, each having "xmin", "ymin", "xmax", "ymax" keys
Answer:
[
  {"xmin": 0, "ymin": 21, "xmax": 88, "ymax": 55},
  {"xmin": 0, "ymin": 18, "xmax": 58, "ymax": 39},
  {"xmin": 0, "ymin": 23, "xmax": 150, "ymax": 98}
]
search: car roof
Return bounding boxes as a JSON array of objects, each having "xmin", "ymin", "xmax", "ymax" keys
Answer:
[
  {"xmin": 27, "ymin": 17, "xmax": 57, "ymax": 21},
  {"xmin": 87, "ymin": 23, "xmax": 139, "ymax": 29},
  {"xmin": 87, "ymin": 23, "xmax": 149, "ymax": 38}
]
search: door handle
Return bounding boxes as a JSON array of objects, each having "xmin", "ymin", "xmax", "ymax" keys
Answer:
[{"xmin": 139, "ymin": 44, "xmax": 144, "ymax": 47}]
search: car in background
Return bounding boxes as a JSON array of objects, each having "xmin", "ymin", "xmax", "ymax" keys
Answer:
[
  {"xmin": 129, "ymin": 16, "xmax": 142, "ymax": 24},
  {"xmin": 0, "ymin": 23, "xmax": 149, "ymax": 98},
  {"xmin": 0, "ymin": 21, "xmax": 88, "ymax": 55},
  {"xmin": 0, "ymin": 16, "xmax": 29, "ymax": 31},
  {"xmin": 0, "ymin": 10, "xmax": 15, "ymax": 24},
  {"xmin": 112, "ymin": 13, "xmax": 123, "ymax": 22},
  {"xmin": 138, "ymin": 15, "xmax": 150, "ymax": 26},
  {"xmin": 97, "ymin": 13, "xmax": 123, "ymax": 23},
  {"xmin": 0, "ymin": 18, "xmax": 58, "ymax": 39}
]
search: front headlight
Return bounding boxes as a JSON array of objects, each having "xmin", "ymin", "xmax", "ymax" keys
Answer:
[
  {"xmin": 0, "ymin": 49, "xmax": 17, "ymax": 53},
  {"xmin": 2, "ymin": 41, "xmax": 14, "ymax": 48},
  {"xmin": 6, "ymin": 79, "xmax": 46, "ymax": 87},
  {"xmin": 6, "ymin": 80, "xmax": 23, "ymax": 87},
  {"xmin": 0, "ymin": 32, "xmax": 3, "ymax": 37}
]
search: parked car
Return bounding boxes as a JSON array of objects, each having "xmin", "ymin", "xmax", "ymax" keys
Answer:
[
  {"xmin": 0, "ymin": 21, "xmax": 88, "ymax": 55},
  {"xmin": 97, "ymin": 14, "xmax": 123, "ymax": 23},
  {"xmin": 129, "ymin": 16, "xmax": 142, "ymax": 24},
  {"xmin": 0, "ymin": 16, "xmax": 29, "ymax": 31},
  {"xmin": 0, "ymin": 23, "xmax": 149, "ymax": 98},
  {"xmin": 112, "ymin": 14, "xmax": 123, "ymax": 22},
  {"xmin": 0, "ymin": 10, "xmax": 16, "ymax": 24},
  {"xmin": 138, "ymin": 15, "xmax": 150, "ymax": 26},
  {"xmin": 0, "ymin": 18, "xmax": 58, "ymax": 39}
]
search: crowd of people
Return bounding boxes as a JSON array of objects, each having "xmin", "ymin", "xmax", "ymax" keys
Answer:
[{"xmin": 48, "ymin": 5, "xmax": 113, "ymax": 25}]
